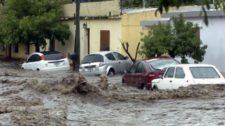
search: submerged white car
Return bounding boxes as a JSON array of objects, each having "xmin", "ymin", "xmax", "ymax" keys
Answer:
[
  {"xmin": 79, "ymin": 51, "xmax": 133, "ymax": 76},
  {"xmin": 22, "ymin": 51, "xmax": 70, "ymax": 71},
  {"xmin": 152, "ymin": 64, "xmax": 225, "ymax": 90}
]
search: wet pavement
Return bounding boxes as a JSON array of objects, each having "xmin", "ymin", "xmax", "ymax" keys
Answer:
[{"xmin": 0, "ymin": 61, "xmax": 225, "ymax": 126}]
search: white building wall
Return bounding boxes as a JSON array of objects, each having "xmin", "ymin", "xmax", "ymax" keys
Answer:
[{"xmin": 187, "ymin": 17, "xmax": 225, "ymax": 72}]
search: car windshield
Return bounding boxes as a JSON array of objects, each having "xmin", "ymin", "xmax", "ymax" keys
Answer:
[
  {"xmin": 82, "ymin": 54, "xmax": 104, "ymax": 64},
  {"xmin": 189, "ymin": 67, "xmax": 221, "ymax": 78},
  {"xmin": 43, "ymin": 52, "xmax": 65, "ymax": 60},
  {"xmin": 149, "ymin": 59, "xmax": 179, "ymax": 70}
]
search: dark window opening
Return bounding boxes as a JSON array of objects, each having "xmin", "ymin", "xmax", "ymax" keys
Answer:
[
  {"xmin": 27, "ymin": 54, "xmax": 41, "ymax": 62},
  {"xmin": 82, "ymin": 54, "xmax": 104, "ymax": 64},
  {"xmin": 113, "ymin": 52, "xmax": 125, "ymax": 60},
  {"xmin": 106, "ymin": 53, "xmax": 116, "ymax": 60},
  {"xmin": 25, "ymin": 43, "xmax": 30, "ymax": 54},
  {"xmin": 13, "ymin": 44, "xmax": 19, "ymax": 53},
  {"xmin": 135, "ymin": 62, "xmax": 145, "ymax": 73},
  {"xmin": 42, "ymin": 51, "xmax": 65, "ymax": 60},
  {"xmin": 175, "ymin": 67, "xmax": 185, "ymax": 78},
  {"xmin": 190, "ymin": 67, "xmax": 220, "ymax": 78},
  {"xmin": 100, "ymin": 30, "xmax": 110, "ymax": 51},
  {"xmin": 164, "ymin": 67, "xmax": 175, "ymax": 78}
]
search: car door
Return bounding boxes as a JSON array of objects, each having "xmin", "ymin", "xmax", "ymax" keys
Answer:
[
  {"xmin": 105, "ymin": 53, "xmax": 119, "ymax": 73},
  {"xmin": 23, "ymin": 54, "xmax": 41, "ymax": 70},
  {"xmin": 171, "ymin": 67, "xmax": 188, "ymax": 89},
  {"xmin": 133, "ymin": 62, "xmax": 146, "ymax": 88},
  {"xmin": 124, "ymin": 62, "xmax": 138, "ymax": 85},
  {"xmin": 158, "ymin": 67, "xmax": 175, "ymax": 90},
  {"xmin": 113, "ymin": 52, "xmax": 130, "ymax": 73}
]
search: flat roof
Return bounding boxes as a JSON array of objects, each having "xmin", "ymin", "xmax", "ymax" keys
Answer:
[{"xmin": 140, "ymin": 6, "xmax": 225, "ymax": 27}]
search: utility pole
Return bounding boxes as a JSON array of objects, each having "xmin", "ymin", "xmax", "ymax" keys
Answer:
[
  {"xmin": 74, "ymin": 0, "xmax": 80, "ymax": 71},
  {"xmin": 142, "ymin": 0, "xmax": 146, "ymax": 8}
]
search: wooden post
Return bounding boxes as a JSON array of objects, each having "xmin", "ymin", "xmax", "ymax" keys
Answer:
[{"xmin": 74, "ymin": 0, "xmax": 80, "ymax": 71}]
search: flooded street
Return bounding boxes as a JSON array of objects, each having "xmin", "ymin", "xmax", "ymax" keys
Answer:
[
  {"xmin": 67, "ymin": 97, "xmax": 225, "ymax": 126},
  {"xmin": 0, "ymin": 61, "xmax": 225, "ymax": 126}
]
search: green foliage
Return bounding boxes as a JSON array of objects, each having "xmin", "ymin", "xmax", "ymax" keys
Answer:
[
  {"xmin": 141, "ymin": 23, "xmax": 173, "ymax": 57},
  {"xmin": 141, "ymin": 15, "xmax": 207, "ymax": 63},
  {"xmin": 0, "ymin": 0, "xmax": 70, "ymax": 51}
]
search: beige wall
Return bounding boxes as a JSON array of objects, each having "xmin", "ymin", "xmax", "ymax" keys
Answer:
[
  {"xmin": 55, "ymin": 19, "xmax": 121, "ymax": 60},
  {"xmin": 63, "ymin": 0, "xmax": 120, "ymax": 17},
  {"xmin": 0, "ymin": 44, "xmax": 36, "ymax": 59},
  {"xmin": 121, "ymin": 9, "xmax": 160, "ymax": 59}
]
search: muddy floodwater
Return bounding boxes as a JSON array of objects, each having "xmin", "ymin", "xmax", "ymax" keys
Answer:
[{"xmin": 0, "ymin": 61, "xmax": 225, "ymax": 126}]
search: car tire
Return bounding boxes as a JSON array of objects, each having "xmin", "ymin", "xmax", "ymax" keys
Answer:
[
  {"xmin": 138, "ymin": 83, "xmax": 145, "ymax": 90},
  {"xmin": 152, "ymin": 85, "xmax": 158, "ymax": 91},
  {"xmin": 107, "ymin": 69, "xmax": 115, "ymax": 76},
  {"xmin": 122, "ymin": 79, "xmax": 125, "ymax": 83},
  {"xmin": 36, "ymin": 68, "xmax": 40, "ymax": 71},
  {"xmin": 146, "ymin": 84, "xmax": 151, "ymax": 90}
]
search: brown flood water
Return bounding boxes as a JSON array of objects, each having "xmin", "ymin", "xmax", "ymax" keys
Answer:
[{"xmin": 0, "ymin": 62, "xmax": 225, "ymax": 126}]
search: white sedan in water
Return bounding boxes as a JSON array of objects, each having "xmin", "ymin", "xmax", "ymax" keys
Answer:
[
  {"xmin": 22, "ymin": 51, "xmax": 70, "ymax": 71},
  {"xmin": 152, "ymin": 64, "xmax": 225, "ymax": 90}
]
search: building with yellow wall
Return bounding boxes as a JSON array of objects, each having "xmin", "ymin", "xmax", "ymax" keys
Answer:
[
  {"xmin": 0, "ymin": 0, "xmax": 160, "ymax": 61},
  {"xmin": 56, "ymin": 0, "xmax": 160, "ymax": 61},
  {"xmin": 121, "ymin": 8, "xmax": 160, "ymax": 59}
]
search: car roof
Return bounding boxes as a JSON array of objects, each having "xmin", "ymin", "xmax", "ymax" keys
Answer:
[
  {"xmin": 90, "ymin": 51, "xmax": 115, "ymax": 56},
  {"xmin": 31, "ymin": 51, "xmax": 61, "ymax": 56},
  {"xmin": 145, "ymin": 58, "xmax": 173, "ymax": 63},
  {"xmin": 168, "ymin": 64, "xmax": 216, "ymax": 68}
]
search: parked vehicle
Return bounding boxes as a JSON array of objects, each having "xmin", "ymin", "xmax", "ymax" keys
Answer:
[
  {"xmin": 22, "ymin": 51, "xmax": 70, "ymax": 71},
  {"xmin": 152, "ymin": 64, "xmax": 225, "ymax": 90},
  {"xmin": 79, "ymin": 51, "xmax": 133, "ymax": 76},
  {"xmin": 122, "ymin": 58, "xmax": 179, "ymax": 89}
]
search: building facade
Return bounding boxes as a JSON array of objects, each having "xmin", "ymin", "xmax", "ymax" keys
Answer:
[
  {"xmin": 0, "ymin": 0, "xmax": 159, "ymax": 61},
  {"xmin": 141, "ymin": 6, "xmax": 225, "ymax": 72}
]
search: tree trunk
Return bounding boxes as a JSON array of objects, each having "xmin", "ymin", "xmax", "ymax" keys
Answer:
[
  {"xmin": 7, "ymin": 45, "xmax": 12, "ymax": 59},
  {"xmin": 168, "ymin": 50, "xmax": 176, "ymax": 58},
  {"xmin": 35, "ymin": 41, "xmax": 40, "ymax": 52},
  {"xmin": 49, "ymin": 38, "xmax": 55, "ymax": 51},
  {"xmin": 26, "ymin": 42, "xmax": 30, "ymax": 54}
]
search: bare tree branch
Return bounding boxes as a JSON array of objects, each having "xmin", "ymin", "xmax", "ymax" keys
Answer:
[
  {"xmin": 134, "ymin": 42, "xmax": 140, "ymax": 61},
  {"xmin": 120, "ymin": 40, "xmax": 140, "ymax": 63}
]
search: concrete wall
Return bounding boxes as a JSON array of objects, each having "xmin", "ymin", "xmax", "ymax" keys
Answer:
[
  {"xmin": 186, "ymin": 17, "xmax": 225, "ymax": 72},
  {"xmin": 55, "ymin": 19, "xmax": 121, "ymax": 60},
  {"xmin": 0, "ymin": 44, "xmax": 36, "ymax": 59},
  {"xmin": 121, "ymin": 9, "xmax": 160, "ymax": 59},
  {"xmin": 63, "ymin": 0, "xmax": 120, "ymax": 17}
]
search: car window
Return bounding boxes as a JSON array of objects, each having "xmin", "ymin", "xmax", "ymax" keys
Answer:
[
  {"xmin": 113, "ymin": 52, "xmax": 125, "ymax": 60},
  {"xmin": 27, "ymin": 54, "xmax": 41, "ymax": 62},
  {"xmin": 149, "ymin": 59, "xmax": 179, "ymax": 70},
  {"xmin": 129, "ymin": 62, "xmax": 139, "ymax": 74},
  {"xmin": 105, "ymin": 53, "xmax": 116, "ymax": 60},
  {"xmin": 175, "ymin": 67, "xmax": 185, "ymax": 78},
  {"xmin": 44, "ymin": 52, "xmax": 64, "ymax": 60},
  {"xmin": 190, "ymin": 67, "xmax": 220, "ymax": 78},
  {"xmin": 81, "ymin": 54, "xmax": 104, "ymax": 64},
  {"xmin": 164, "ymin": 67, "xmax": 175, "ymax": 78},
  {"xmin": 135, "ymin": 62, "xmax": 145, "ymax": 73}
]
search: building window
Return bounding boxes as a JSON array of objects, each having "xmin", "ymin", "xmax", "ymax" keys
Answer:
[{"xmin": 100, "ymin": 30, "xmax": 110, "ymax": 51}]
